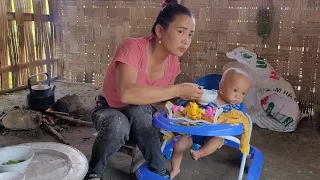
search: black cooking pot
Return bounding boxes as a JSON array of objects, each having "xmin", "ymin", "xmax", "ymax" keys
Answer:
[{"xmin": 27, "ymin": 73, "xmax": 56, "ymax": 111}]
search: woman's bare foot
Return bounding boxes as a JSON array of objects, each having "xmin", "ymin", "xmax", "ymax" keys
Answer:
[
  {"xmin": 170, "ymin": 169, "xmax": 180, "ymax": 179},
  {"xmin": 190, "ymin": 149, "xmax": 202, "ymax": 160}
]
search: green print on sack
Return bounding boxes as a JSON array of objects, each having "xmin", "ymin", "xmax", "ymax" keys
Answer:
[
  {"xmin": 265, "ymin": 102, "xmax": 293, "ymax": 127},
  {"xmin": 256, "ymin": 56, "xmax": 267, "ymax": 68},
  {"xmin": 265, "ymin": 102, "xmax": 274, "ymax": 114},
  {"xmin": 242, "ymin": 53, "xmax": 253, "ymax": 60},
  {"xmin": 282, "ymin": 117, "xmax": 293, "ymax": 127}
]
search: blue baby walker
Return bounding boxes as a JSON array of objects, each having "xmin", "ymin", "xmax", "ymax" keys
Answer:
[{"xmin": 135, "ymin": 74, "xmax": 264, "ymax": 180}]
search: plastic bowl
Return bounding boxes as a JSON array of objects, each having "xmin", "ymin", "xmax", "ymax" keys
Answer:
[
  {"xmin": 0, "ymin": 172, "xmax": 25, "ymax": 180},
  {"xmin": 197, "ymin": 89, "xmax": 218, "ymax": 105},
  {"xmin": 0, "ymin": 146, "xmax": 34, "ymax": 173}
]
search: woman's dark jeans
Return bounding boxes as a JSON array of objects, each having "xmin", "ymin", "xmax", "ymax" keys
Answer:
[{"xmin": 85, "ymin": 96, "xmax": 166, "ymax": 179}]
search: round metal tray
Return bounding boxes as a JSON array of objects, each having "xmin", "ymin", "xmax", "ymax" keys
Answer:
[{"xmin": 20, "ymin": 142, "xmax": 88, "ymax": 180}]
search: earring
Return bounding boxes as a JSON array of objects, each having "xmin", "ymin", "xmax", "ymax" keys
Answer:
[{"xmin": 158, "ymin": 40, "xmax": 162, "ymax": 44}]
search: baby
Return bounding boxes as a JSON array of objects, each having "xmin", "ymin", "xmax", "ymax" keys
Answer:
[{"xmin": 170, "ymin": 68, "xmax": 251, "ymax": 179}]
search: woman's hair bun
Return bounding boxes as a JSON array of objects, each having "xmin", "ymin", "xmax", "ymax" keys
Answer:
[
  {"xmin": 161, "ymin": 0, "xmax": 179, "ymax": 8},
  {"xmin": 153, "ymin": 0, "xmax": 191, "ymax": 36},
  {"xmin": 165, "ymin": 0, "xmax": 179, "ymax": 4}
]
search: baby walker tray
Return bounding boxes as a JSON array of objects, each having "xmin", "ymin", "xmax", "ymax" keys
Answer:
[
  {"xmin": 153, "ymin": 111, "xmax": 244, "ymax": 136},
  {"xmin": 153, "ymin": 101, "xmax": 245, "ymax": 136}
]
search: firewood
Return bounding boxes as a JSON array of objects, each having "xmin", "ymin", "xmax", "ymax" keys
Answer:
[
  {"xmin": 46, "ymin": 108, "xmax": 69, "ymax": 116},
  {"xmin": 44, "ymin": 123, "xmax": 69, "ymax": 145},
  {"xmin": 54, "ymin": 114, "xmax": 93, "ymax": 126}
]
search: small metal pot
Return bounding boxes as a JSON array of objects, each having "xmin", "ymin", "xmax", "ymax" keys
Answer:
[{"xmin": 27, "ymin": 73, "xmax": 56, "ymax": 111}]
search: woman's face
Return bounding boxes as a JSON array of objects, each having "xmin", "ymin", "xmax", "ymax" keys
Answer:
[{"xmin": 157, "ymin": 14, "xmax": 195, "ymax": 57}]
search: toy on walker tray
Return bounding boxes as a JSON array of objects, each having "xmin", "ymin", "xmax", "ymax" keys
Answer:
[
  {"xmin": 165, "ymin": 88, "xmax": 219, "ymax": 123},
  {"xmin": 165, "ymin": 100, "xmax": 250, "ymax": 154},
  {"xmin": 166, "ymin": 100, "xmax": 216, "ymax": 122},
  {"xmin": 165, "ymin": 101, "xmax": 215, "ymax": 124}
]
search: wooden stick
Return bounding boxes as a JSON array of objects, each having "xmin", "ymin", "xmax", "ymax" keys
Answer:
[
  {"xmin": 54, "ymin": 114, "xmax": 93, "ymax": 126},
  {"xmin": 46, "ymin": 110, "xmax": 69, "ymax": 116},
  {"xmin": 44, "ymin": 124, "xmax": 69, "ymax": 145}
]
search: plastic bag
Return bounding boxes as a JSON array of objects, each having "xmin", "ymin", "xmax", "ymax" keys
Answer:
[{"xmin": 224, "ymin": 47, "xmax": 303, "ymax": 132}]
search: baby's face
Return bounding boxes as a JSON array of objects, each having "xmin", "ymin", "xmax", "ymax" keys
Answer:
[{"xmin": 220, "ymin": 75, "xmax": 250, "ymax": 104}]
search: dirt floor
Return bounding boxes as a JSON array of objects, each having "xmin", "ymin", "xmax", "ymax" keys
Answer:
[{"xmin": 1, "ymin": 81, "xmax": 320, "ymax": 180}]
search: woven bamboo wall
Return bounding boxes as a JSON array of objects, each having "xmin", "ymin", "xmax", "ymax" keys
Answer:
[
  {"xmin": 53, "ymin": 0, "xmax": 320, "ymax": 110},
  {"xmin": 0, "ymin": 0, "xmax": 57, "ymax": 93}
]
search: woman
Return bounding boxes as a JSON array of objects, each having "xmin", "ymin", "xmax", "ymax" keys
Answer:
[{"xmin": 85, "ymin": 0, "xmax": 203, "ymax": 179}]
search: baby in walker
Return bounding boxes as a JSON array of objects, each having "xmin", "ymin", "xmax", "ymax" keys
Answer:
[{"xmin": 170, "ymin": 68, "xmax": 251, "ymax": 179}]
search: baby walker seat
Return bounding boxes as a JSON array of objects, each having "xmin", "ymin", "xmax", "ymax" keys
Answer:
[{"xmin": 135, "ymin": 74, "xmax": 264, "ymax": 180}]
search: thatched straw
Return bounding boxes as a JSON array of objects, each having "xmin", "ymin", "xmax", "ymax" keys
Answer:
[
  {"xmin": 0, "ymin": 0, "xmax": 9, "ymax": 89},
  {"xmin": 0, "ymin": 0, "xmax": 56, "ymax": 91}
]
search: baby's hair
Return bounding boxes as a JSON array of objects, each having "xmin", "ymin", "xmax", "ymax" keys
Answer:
[{"xmin": 221, "ymin": 68, "xmax": 250, "ymax": 82}]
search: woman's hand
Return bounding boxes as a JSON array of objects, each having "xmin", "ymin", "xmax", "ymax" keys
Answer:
[
  {"xmin": 175, "ymin": 83, "xmax": 204, "ymax": 100},
  {"xmin": 116, "ymin": 62, "xmax": 182, "ymax": 105}
]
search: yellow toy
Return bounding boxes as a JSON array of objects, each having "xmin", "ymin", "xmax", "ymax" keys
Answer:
[
  {"xmin": 217, "ymin": 109, "xmax": 250, "ymax": 154},
  {"xmin": 183, "ymin": 102, "xmax": 203, "ymax": 120}
]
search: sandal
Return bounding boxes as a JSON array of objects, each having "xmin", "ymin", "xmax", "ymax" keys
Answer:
[{"xmin": 84, "ymin": 173, "xmax": 101, "ymax": 180}]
